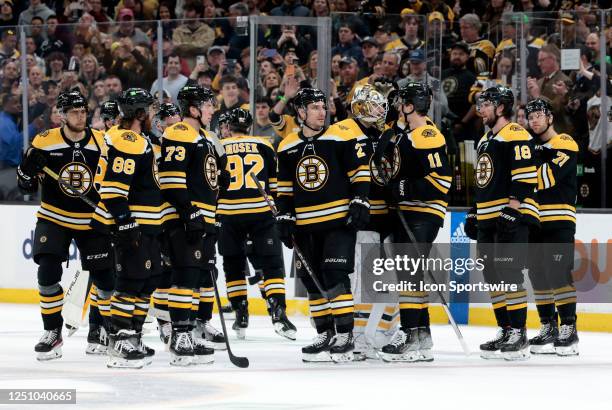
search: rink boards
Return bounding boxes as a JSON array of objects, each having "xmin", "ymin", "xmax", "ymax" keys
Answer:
[{"xmin": 1, "ymin": 204, "xmax": 611, "ymax": 332}]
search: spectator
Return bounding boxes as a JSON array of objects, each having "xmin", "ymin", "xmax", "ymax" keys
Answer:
[
  {"xmin": 207, "ymin": 45, "xmax": 227, "ymax": 90},
  {"xmin": 0, "ymin": 94, "xmax": 39, "ymax": 168},
  {"xmin": 39, "ymin": 15, "xmax": 71, "ymax": 57},
  {"xmin": 25, "ymin": 37, "xmax": 44, "ymax": 71},
  {"xmin": 373, "ymin": 24, "xmax": 393, "ymax": 50},
  {"xmin": 71, "ymin": 42, "xmax": 87, "ymax": 63},
  {"xmin": 358, "ymin": 36, "xmax": 379, "ymax": 79},
  {"xmin": 253, "ymin": 97, "xmax": 280, "ymax": 147},
  {"xmin": 381, "ymin": 52, "xmax": 401, "ymax": 82},
  {"xmin": 459, "ymin": 14, "xmax": 495, "ymax": 75},
  {"xmin": 385, "ymin": 9, "xmax": 425, "ymax": 55},
  {"xmin": 0, "ymin": 59, "xmax": 19, "ymax": 95},
  {"xmin": 17, "ymin": 0, "xmax": 54, "ymax": 29},
  {"xmin": 331, "ymin": 23, "xmax": 362, "ymax": 64},
  {"xmin": 42, "ymin": 79, "xmax": 60, "ymax": 107},
  {"xmin": 204, "ymin": 0, "xmax": 231, "ymax": 47},
  {"xmin": 73, "ymin": 13, "xmax": 101, "ymax": 49},
  {"xmin": 195, "ymin": 70, "xmax": 213, "ymax": 89},
  {"xmin": 527, "ymin": 44, "xmax": 574, "ymax": 135},
  {"xmin": 211, "ymin": 74, "xmax": 245, "ymax": 132},
  {"xmin": 337, "ymin": 56, "xmax": 358, "ymax": 107},
  {"xmin": 64, "ymin": 0, "xmax": 88, "ymax": 23},
  {"xmin": 263, "ymin": 71, "xmax": 282, "ymax": 97},
  {"xmin": 331, "ymin": 0, "xmax": 368, "ymax": 40},
  {"xmin": 481, "ymin": 0, "xmax": 510, "ymax": 45},
  {"xmin": 105, "ymin": 37, "xmax": 155, "ymax": 90},
  {"xmin": 104, "ymin": 74, "xmax": 123, "ymax": 99},
  {"xmin": 172, "ymin": 0, "xmax": 215, "ymax": 67},
  {"xmin": 270, "ymin": 0, "xmax": 309, "ymax": 17},
  {"xmin": 304, "ymin": 50, "xmax": 319, "ymax": 88},
  {"xmin": 0, "ymin": 29, "xmax": 18, "ymax": 66},
  {"xmin": 28, "ymin": 66, "xmax": 45, "ymax": 94},
  {"xmin": 47, "ymin": 104, "xmax": 62, "ymax": 128},
  {"xmin": 515, "ymin": 104, "xmax": 528, "ymax": 129},
  {"xmin": 79, "ymin": 53, "xmax": 102, "ymax": 93},
  {"xmin": 113, "ymin": 8, "xmax": 150, "ymax": 46},
  {"xmin": 29, "ymin": 17, "xmax": 46, "ymax": 50},
  {"xmin": 273, "ymin": 24, "xmax": 312, "ymax": 65},
  {"xmin": 45, "ymin": 51, "xmax": 66, "ymax": 82},
  {"xmin": 0, "ymin": 1, "xmax": 18, "ymax": 35},
  {"xmin": 155, "ymin": 0, "xmax": 177, "ymax": 38},
  {"xmin": 331, "ymin": 53, "xmax": 342, "ymax": 83},
  {"xmin": 150, "ymin": 53, "xmax": 189, "ymax": 103},
  {"xmin": 310, "ymin": 0, "xmax": 329, "ymax": 17},
  {"xmin": 585, "ymin": 32, "xmax": 612, "ymax": 69},
  {"xmin": 441, "ymin": 42, "xmax": 477, "ymax": 141},
  {"xmin": 89, "ymin": 78, "xmax": 108, "ymax": 111},
  {"xmin": 87, "ymin": 0, "xmax": 113, "ymax": 30},
  {"xmin": 227, "ymin": 2, "xmax": 260, "ymax": 59}
]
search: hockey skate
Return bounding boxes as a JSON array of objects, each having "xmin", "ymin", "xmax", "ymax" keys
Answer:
[
  {"xmin": 232, "ymin": 300, "xmax": 249, "ymax": 340},
  {"xmin": 330, "ymin": 332, "xmax": 354, "ymax": 363},
  {"xmin": 197, "ymin": 320, "xmax": 226, "ymax": 350},
  {"xmin": 480, "ymin": 327, "xmax": 511, "ymax": 359},
  {"xmin": 529, "ymin": 319, "xmax": 558, "ymax": 354},
  {"xmin": 86, "ymin": 325, "xmax": 108, "ymax": 355},
  {"xmin": 554, "ymin": 323, "xmax": 579, "ymax": 356},
  {"xmin": 353, "ymin": 332, "xmax": 379, "ymax": 361},
  {"xmin": 133, "ymin": 333, "xmax": 155, "ymax": 366},
  {"xmin": 169, "ymin": 329, "xmax": 195, "ymax": 366},
  {"xmin": 417, "ymin": 327, "xmax": 434, "ymax": 362},
  {"xmin": 157, "ymin": 319, "xmax": 172, "ymax": 350},
  {"xmin": 501, "ymin": 328, "xmax": 530, "ymax": 361},
  {"xmin": 302, "ymin": 329, "xmax": 335, "ymax": 362},
  {"xmin": 191, "ymin": 328, "xmax": 215, "ymax": 365},
  {"xmin": 35, "ymin": 328, "xmax": 63, "ymax": 361},
  {"xmin": 379, "ymin": 328, "xmax": 420, "ymax": 362},
  {"xmin": 107, "ymin": 330, "xmax": 145, "ymax": 369},
  {"xmin": 270, "ymin": 298, "xmax": 297, "ymax": 340}
]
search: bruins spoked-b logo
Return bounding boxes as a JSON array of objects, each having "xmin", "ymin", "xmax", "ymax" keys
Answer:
[
  {"xmin": 475, "ymin": 153, "xmax": 493, "ymax": 188},
  {"xmin": 59, "ymin": 162, "xmax": 92, "ymax": 197},
  {"xmin": 204, "ymin": 154, "xmax": 218, "ymax": 189},
  {"xmin": 296, "ymin": 155, "xmax": 328, "ymax": 191},
  {"xmin": 370, "ymin": 146, "xmax": 400, "ymax": 186}
]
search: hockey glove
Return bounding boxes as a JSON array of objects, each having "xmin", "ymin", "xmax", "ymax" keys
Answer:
[
  {"xmin": 218, "ymin": 169, "xmax": 231, "ymax": 190},
  {"xmin": 275, "ymin": 213, "xmax": 295, "ymax": 249},
  {"xmin": 497, "ymin": 206, "xmax": 522, "ymax": 242},
  {"xmin": 114, "ymin": 216, "xmax": 142, "ymax": 251},
  {"xmin": 20, "ymin": 147, "xmax": 47, "ymax": 177},
  {"xmin": 179, "ymin": 205, "xmax": 207, "ymax": 244},
  {"xmin": 346, "ymin": 197, "xmax": 370, "ymax": 231},
  {"xmin": 464, "ymin": 206, "xmax": 478, "ymax": 240}
]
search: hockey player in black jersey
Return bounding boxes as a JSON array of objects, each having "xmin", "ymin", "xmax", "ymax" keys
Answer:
[
  {"xmin": 16, "ymin": 90, "xmax": 115, "ymax": 361},
  {"xmin": 276, "ymin": 88, "xmax": 371, "ymax": 363},
  {"xmin": 379, "ymin": 82, "xmax": 452, "ymax": 363},
  {"xmin": 159, "ymin": 85, "xmax": 228, "ymax": 365},
  {"xmin": 91, "ymin": 88, "xmax": 166, "ymax": 368},
  {"xmin": 466, "ymin": 85, "xmax": 538, "ymax": 361},
  {"xmin": 525, "ymin": 98, "xmax": 579, "ymax": 356},
  {"xmin": 100, "ymin": 100, "xmax": 120, "ymax": 131},
  {"xmin": 217, "ymin": 107, "xmax": 297, "ymax": 340}
]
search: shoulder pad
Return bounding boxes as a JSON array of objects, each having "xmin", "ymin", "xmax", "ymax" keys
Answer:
[
  {"xmin": 163, "ymin": 121, "xmax": 199, "ymax": 143},
  {"xmin": 476, "ymin": 39, "xmax": 496, "ymax": 58},
  {"xmin": 323, "ymin": 119, "xmax": 363, "ymax": 142},
  {"xmin": 547, "ymin": 134, "xmax": 579, "ymax": 152},
  {"xmin": 32, "ymin": 128, "xmax": 65, "ymax": 150},
  {"xmin": 240, "ymin": 103, "xmax": 250, "ymax": 111},
  {"xmin": 277, "ymin": 132, "xmax": 302, "ymax": 152},
  {"xmin": 105, "ymin": 128, "xmax": 147, "ymax": 155},
  {"xmin": 495, "ymin": 123, "xmax": 532, "ymax": 142},
  {"xmin": 409, "ymin": 125, "xmax": 445, "ymax": 149}
]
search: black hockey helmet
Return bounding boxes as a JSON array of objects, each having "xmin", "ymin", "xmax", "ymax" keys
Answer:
[
  {"xmin": 396, "ymin": 81, "xmax": 432, "ymax": 115},
  {"xmin": 293, "ymin": 87, "xmax": 327, "ymax": 111},
  {"xmin": 57, "ymin": 89, "xmax": 87, "ymax": 114},
  {"xmin": 177, "ymin": 85, "xmax": 215, "ymax": 117},
  {"xmin": 117, "ymin": 88, "xmax": 154, "ymax": 119},
  {"xmin": 226, "ymin": 107, "xmax": 252, "ymax": 133},
  {"xmin": 100, "ymin": 100, "xmax": 120, "ymax": 121},
  {"xmin": 478, "ymin": 85, "xmax": 514, "ymax": 117},
  {"xmin": 525, "ymin": 98, "xmax": 552, "ymax": 118},
  {"xmin": 156, "ymin": 102, "xmax": 181, "ymax": 121}
]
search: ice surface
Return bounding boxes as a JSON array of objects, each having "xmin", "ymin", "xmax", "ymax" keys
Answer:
[{"xmin": 1, "ymin": 303, "xmax": 610, "ymax": 409}]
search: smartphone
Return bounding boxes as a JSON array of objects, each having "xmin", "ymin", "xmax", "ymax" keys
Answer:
[
  {"xmin": 226, "ymin": 59, "xmax": 237, "ymax": 73},
  {"xmin": 197, "ymin": 55, "xmax": 205, "ymax": 66},
  {"xmin": 263, "ymin": 49, "xmax": 277, "ymax": 59},
  {"xmin": 68, "ymin": 56, "xmax": 78, "ymax": 71},
  {"xmin": 285, "ymin": 64, "xmax": 295, "ymax": 77}
]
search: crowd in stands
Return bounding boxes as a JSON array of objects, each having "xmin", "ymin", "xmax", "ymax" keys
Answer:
[{"xmin": 0, "ymin": 0, "xmax": 611, "ymax": 205}]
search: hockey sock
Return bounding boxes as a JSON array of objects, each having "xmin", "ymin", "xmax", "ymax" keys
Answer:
[
  {"xmin": 264, "ymin": 278, "xmax": 286, "ymax": 306},
  {"xmin": 489, "ymin": 291, "xmax": 511, "ymax": 328},
  {"xmin": 330, "ymin": 294, "xmax": 354, "ymax": 333},
  {"xmin": 96, "ymin": 289, "xmax": 112, "ymax": 329},
  {"xmin": 554, "ymin": 285, "xmax": 577, "ymax": 325},
  {"xmin": 534, "ymin": 289, "xmax": 556, "ymax": 322},
  {"xmin": 189, "ymin": 288, "xmax": 200, "ymax": 325},
  {"xmin": 419, "ymin": 294, "xmax": 431, "ymax": 327},
  {"xmin": 152, "ymin": 288, "xmax": 169, "ymax": 317},
  {"xmin": 132, "ymin": 295, "xmax": 150, "ymax": 333},
  {"xmin": 506, "ymin": 288, "xmax": 528, "ymax": 328},
  {"xmin": 168, "ymin": 287, "xmax": 194, "ymax": 327},
  {"xmin": 377, "ymin": 305, "xmax": 399, "ymax": 333},
  {"xmin": 258, "ymin": 281, "xmax": 267, "ymax": 301},
  {"xmin": 39, "ymin": 284, "xmax": 64, "ymax": 330},
  {"xmin": 354, "ymin": 303, "xmax": 372, "ymax": 337},
  {"xmin": 89, "ymin": 285, "xmax": 103, "ymax": 327},
  {"xmin": 308, "ymin": 294, "xmax": 334, "ymax": 333},
  {"xmin": 110, "ymin": 293, "xmax": 135, "ymax": 331},
  {"xmin": 197, "ymin": 287, "xmax": 214, "ymax": 322},
  {"xmin": 399, "ymin": 291, "xmax": 427, "ymax": 330},
  {"xmin": 226, "ymin": 279, "xmax": 248, "ymax": 310}
]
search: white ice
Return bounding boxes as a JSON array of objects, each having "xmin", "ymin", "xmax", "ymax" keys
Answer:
[{"xmin": 1, "ymin": 303, "xmax": 611, "ymax": 409}]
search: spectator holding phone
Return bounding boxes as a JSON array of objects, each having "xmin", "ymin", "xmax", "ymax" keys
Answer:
[
  {"xmin": 172, "ymin": 0, "xmax": 215, "ymax": 69},
  {"xmin": 272, "ymin": 24, "xmax": 312, "ymax": 65}
]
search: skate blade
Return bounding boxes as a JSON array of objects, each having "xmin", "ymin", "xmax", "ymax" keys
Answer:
[
  {"xmin": 555, "ymin": 344, "xmax": 579, "ymax": 356},
  {"xmin": 302, "ymin": 352, "xmax": 333, "ymax": 363},
  {"xmin": 86, "ymin": 343, "xmax": 108, "ymax": 355},
  {"xmin": 143, "ymin": 355, "xmax": 154, "ymax": 366},
  {"xmin": 274, "ymin": 323, "xmax": 297, "ymax": 340},
  {"xmin": 379, "ymin": 351, "xmax": 420, "ymax": 363},
  {"xmin": 209, "ymin": 341, "xmax": 227, "ymax": 351},
  {"xmin": 233, "ymin": 328, "xmax": 246, "ymax": 340},
  {"xmin": 353, "ymin": 352, "xmax": 367, "ymax": 361},
  {"xmin": 106, "ymin": 357, "xmax": 144, "ymax": 369},
  {"xmin": 192, "ymin": 354, "xmax": 215, "ymax": 365},
  {"xmin": 502, "ymin": 346, "xmax": 530, "ymax": 361},
  {"xmin": 530, "ymin": 343, "xmax": 556, "ymax": 355},
  {"xmin": 331, "ymin": 352, "xmax": 354, "ymax": 363},
  {"xmin": 65, "ymin": 325, "xmax": 78, "ymax": 337},
  {"xmin": 418, "ymin": 349, "xmax": 434, "ymax": 362},
  {"xmin": 169, "ymin": 354, "xmax": 194, "ymax": 366},
  {"xmin": 36, "ymin": 347, "xmax": 63, "ymax": 361},
  {"xmin": 479, "ymin": 350, "xmax": 504, "ymax": 360}
]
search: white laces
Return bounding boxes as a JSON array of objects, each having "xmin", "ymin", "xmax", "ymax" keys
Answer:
[
  {"xmin": 175, "ymin": 332, "xmax": 194, "ymax": 350},
  {"xmin": 389, "ymin": 330, "xmax": 408, "ymax": 347},
  {"xmin": 559, "ymin": 324, "xmax": 574, "ymax": 339},
  {"xmin": 39, "ymin": 329, "xmax": 59, "ymax": 344}
]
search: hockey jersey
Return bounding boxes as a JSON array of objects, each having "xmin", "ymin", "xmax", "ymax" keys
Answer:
[
  {"xmin": 535, "ymin": 133, "xmax": 578, "ymax": 229},
  {"xmin": 217, "ymin": 134, "xmax": 277, "ymax": 222},
  {"xmin": 391, "ymin": 121, "xmax": 452, "ymax": 226},
  {"xmin": 271, "ymin": 114, "xmax": 301, "ymax": 140},
  {"xmin": 467, "ymin": 38, "xmax": 495, "ymax": 75},
  {"xmin": 474, "ymin": 122, "xmax": 539, "ymax": 227},
  {"xmin": 276, "ymin": 120, "xmax": 370, "ymax": 233},
  {"xmin": 159, "ymin": 121, "xmax": 222, "ymax": 230},
  {"xmin": 91, "ymin": 125, "xmax": 172, "ymax": 234},
  {"xmin": 31, "ymin": 127, "xmax": 105, "ymax": 230}
]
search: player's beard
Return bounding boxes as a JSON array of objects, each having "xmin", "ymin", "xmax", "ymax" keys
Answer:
[
  {"xmin": 65, "ymin": 120, "xmax": 86, "ymax": 133},
  {"xmin": 483, "ymin": 114, "xmax": 497, "ymax": 128}
]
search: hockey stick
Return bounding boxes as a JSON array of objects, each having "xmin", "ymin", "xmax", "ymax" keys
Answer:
[
  {"xmin": 42, "ymin": 166, "xmax": 98, "ymax": 209},
  {"xmin": 395, "ymin": 209, "xmax": 471, "ymax": 356},
  {"xmin": 209, "ymin": 268, "xmax": 249, "ymax": 368},
  {"xmin": 249, "ymin": 172, "xmax": 327, "ymax": 297}
]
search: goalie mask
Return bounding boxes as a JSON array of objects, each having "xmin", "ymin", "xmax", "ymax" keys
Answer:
[{"xmin": 351, "ymin": 84, "xmax": 388, "ymax": 128}]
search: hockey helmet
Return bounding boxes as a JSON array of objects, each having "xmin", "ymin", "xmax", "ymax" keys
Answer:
[
  {"xmin": 117, "ymin": 88, "xmax": 154, "ymax": 120},
  {"xmin": 525, "ymin": 98, "xmax": 552, "ymax": 118},
  {"xmin": 293, "ymin": 88, "xmax": 327, "ymax": 112},
  {"xmin": 156, "ymin": 102, "xmax": 181, "ymax": 121},
  {"xmin": 396, "ymin": 81, "xmax": 432, "ymax": 115},
  {"xmin": 100, "ymin": 100, "xmax": 120, "ymax": 121},
  {"xmin": 477, "ymin": 85, "xmax": 514, "ymax": 117},
  {"xmin": 177, "ymin": 85, "xmax": 216, "ymax": 117},
  {"xmin": 57, "ymin": 89, "xmax": 87, "ymax": 114},
  {"xmin": 351, "ymin": 84, "xmax": 388, "ymax": 126},
  {"xmin": 226, "ymin": 107, "xmax": 253, "ymax": 133}
]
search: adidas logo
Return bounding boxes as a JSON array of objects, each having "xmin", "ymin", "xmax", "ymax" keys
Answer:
[{"xmin": 451, "ymin": 222, "xmax": 471, "ymax": 243}]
